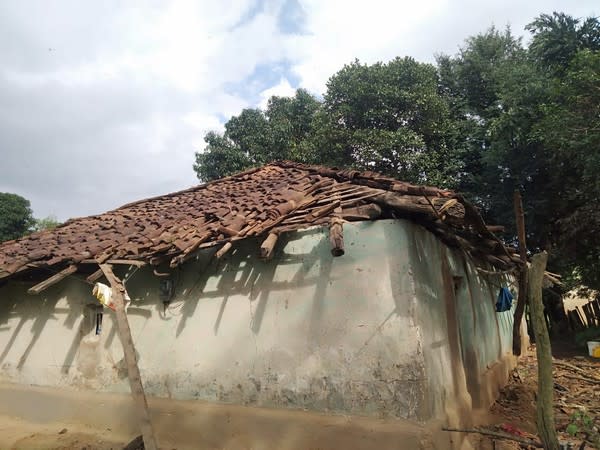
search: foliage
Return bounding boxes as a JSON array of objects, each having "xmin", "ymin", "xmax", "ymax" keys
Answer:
[
  {"xmin": 565, "ymin": 409, "xmax": 599, "ymax": 447},
  {"xmin": 527, "ymin": 12, "xmax": 600, "ymax": 72},
  {"xmin": 0, "ymin": 192, "xmax": 34, "ymax": 242},
  {"xmin": 323, "ymin": 57, "xmax": 462, "ymax": 186},
  {"xmin": 193, "ymin": 89, "xmax": 323, "ymax": 181},
  {"xmin": 32, "ymin": 215, "xmax": 61, "ymax": 232}
]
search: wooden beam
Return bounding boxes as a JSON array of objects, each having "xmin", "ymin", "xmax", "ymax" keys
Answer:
[
  {"xmin": 99, "ymin": 264, "xmax": 158, "ymax": 450},
  {"xmin": 260, "ymin": 233, "xmax": 278, "ymax": 260},
  {"xmin": 86, "ymin": 268, "xmax": 104, "ymax": 283},
  {"xmin": 329, "ymin": 217, "xmax": 345, "ymax": 257},
  {"xmin": 27, "ymin": 265, "xmax": 78, "ymax": 294},
  {"xmin": 81, "ymin": 259, "xmax": 147, "ymax": 267},
  {"xmin": 215, "ymin": 242, "xmax": 233, "ymax": 259}
]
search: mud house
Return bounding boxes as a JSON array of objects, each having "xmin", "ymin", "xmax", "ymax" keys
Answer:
[{"xmin": 0, "ymin": 162, "xmax": 524, "ymax": 441}]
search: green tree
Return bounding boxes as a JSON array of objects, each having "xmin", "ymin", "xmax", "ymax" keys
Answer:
[
  {"xmin": 194, "ymin": 89, "xmax": 323, "ymax": 181},
  {"xmin": 527, "ymin": 12, "xmax": 600, "ymax": 72},
  {"xmin": 324, "ymin": 57, "xmax": 462, "ymax": 186},
  {"xmin": 0, "ymin": 193, "xmax": 34, "ymax": 242},
  {"xmin": 535, "ymin": 48, "xmax": 600, "ymax": 288},
  {"xmin": 32, "ymin": 215, "xmax": 61, "ymax": 232}
]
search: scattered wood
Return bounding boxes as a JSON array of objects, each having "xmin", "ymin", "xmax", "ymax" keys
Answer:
[
  {"xmin": 560, "ymin": 374, "xmax": 600, "ymax": 385},
  {"xmin": 27, "ymin": 265, "xmax": 78, "ymax": 294},
  {"xmin": 553, "ymin": 359, "xmax": 598, "ymax": 376},
  {"xmin": 99, "ymin": 264, "xmax": 158, "ymax": 450},
  {"xmin": 260, "ymin": 233, "xmax": 278, "ymax": 260},
  {"xmin": 442, "ymin": 427, "xmax": 543, "ymax": 447}
]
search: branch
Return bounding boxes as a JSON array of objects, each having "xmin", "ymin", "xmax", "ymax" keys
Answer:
[{"xmin": 442, "ymin": 427, "xmax": 543, "ymax": 447}]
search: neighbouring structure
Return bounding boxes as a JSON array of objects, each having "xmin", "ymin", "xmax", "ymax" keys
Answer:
[{"xmin": 0, "ymin": 162, "xmax": 525, "ymax": 444}]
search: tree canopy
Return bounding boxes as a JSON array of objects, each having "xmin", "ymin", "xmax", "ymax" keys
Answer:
[
  {"xmin": 0, "ymin": 193, "xmax": 34, "ymax": 242},
  {"xmin": 193, "ymin": 11, "xmax": 600, "ymax": 290}
]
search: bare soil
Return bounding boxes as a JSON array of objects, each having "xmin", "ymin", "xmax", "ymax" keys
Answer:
[
  {"xmin": 0, "ymin": 382, "xmax": 432, "ymax": 450},
  {"xmin": 478, "ymin": 343, "xmax": 600, "ymax": 449},
  {"xmin": 2, "ymin": 344, "xmax": 598, "ymax": 449}
]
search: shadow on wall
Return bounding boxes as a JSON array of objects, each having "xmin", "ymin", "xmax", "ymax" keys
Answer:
[
  {"xmin": 0, "ymin": 227, "xmax": 337, "ymax": 379},
  {"xmin": 134, "ymin": 229, "xmax": 335, "ymax": 339}
]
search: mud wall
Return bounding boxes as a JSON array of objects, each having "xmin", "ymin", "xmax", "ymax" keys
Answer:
[{"xmin": 0, "ymin": 220, "xmax": 519, "ymax": 421}]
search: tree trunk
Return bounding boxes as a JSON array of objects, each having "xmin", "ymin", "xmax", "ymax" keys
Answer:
[
  {"xmin": 512, "ymin": 190, "xmax": 528, "ymax": 356},
  {"xmin": 528, "ymin": 252, "xmax": 558, "ymax": 450}
]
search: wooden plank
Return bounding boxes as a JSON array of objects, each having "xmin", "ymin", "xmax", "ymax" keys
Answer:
[
  {"xmin": 99, "ymin": 264, "xmax": 158, "ymax": 450},
  {"xmin": 27, "ymin": 265, "xmax": 78, "ymax": 294}
]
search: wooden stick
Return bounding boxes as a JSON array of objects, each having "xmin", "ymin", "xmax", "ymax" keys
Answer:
[
  {"xmin": 528, "ymin": 252, "xmax": 559, "ymax": 450},
  {"xmin": 442, "ymin": 427, "xmax": 543, "ymax": 447},
  {"xmin": 260, "ymin": 233, "xmax": 278, "ymax": 260},
  {"xmin": 512, "ymin": 190, "xmax": 528, "ymax": 356},
  {"xmin": 552, "ymin": 359, "xmax": 599, "ymax": 376},
  {"xmin": 99, "ymin": 264, "xmax": 158, "ymax": 450},
  {"xmin": 27, "ymin": 265, "xmax": 78, "ymax": 294},
  {"xmin": 81, "ymin": 259, "xmax": 147, "ymax": 267},
  {"xmin": 560, "ymin": 374, "xmax": 600, "ymax": 385}
]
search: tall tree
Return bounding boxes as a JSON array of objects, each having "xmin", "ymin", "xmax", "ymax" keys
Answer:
[
  {"xmin": 0, "ymin": 193, "xmax": 34, "ymax": 242},
  {"xmin": 194, "ymin": 89, "xmax": 323, "ymax": 181},
  {"xmin": 324, "ymin": 57, "xmax": 461, "ymax": 186},
  {"xmin": 527, "ymin": 12, "xmax": 600, "ymax": 72}
]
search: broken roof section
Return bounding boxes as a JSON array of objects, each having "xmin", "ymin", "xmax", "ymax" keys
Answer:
[{"xmin": 0, "ymin": 161, "xmax": 520, "ymax": 283}]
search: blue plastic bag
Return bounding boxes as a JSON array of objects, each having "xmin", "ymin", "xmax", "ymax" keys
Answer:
[{"xmin": 496, "ymin": 287, "xmax": 514, "ymax": 312}]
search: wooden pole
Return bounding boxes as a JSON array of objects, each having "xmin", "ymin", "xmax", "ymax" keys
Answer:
[
  {"xmin": 528, "ymin": 252, "xmax": 558, "ymax": 450},
  {"xmin": 512, "ymin": 190, "xmax": 528, "ymax": 356},
  {"xmin": 99, "ymin": 264, "xmax": 158, "ymax": 450}
]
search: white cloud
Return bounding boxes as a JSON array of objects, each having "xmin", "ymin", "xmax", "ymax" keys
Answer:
[
  {"xmin": 258, "ymin": 77, "xmax": 296, "ymax": 108},
  {"xmin": 0, "ymin": 0, "xmax": 598, "ymax": 220}
]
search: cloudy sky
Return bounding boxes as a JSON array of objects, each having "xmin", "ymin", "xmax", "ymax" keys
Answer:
[{"xmin": 1, "ymin": 0, "xmax": 597, "ymax": 220}]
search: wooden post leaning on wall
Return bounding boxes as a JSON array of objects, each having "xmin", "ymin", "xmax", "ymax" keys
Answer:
[
  {"xmin": 99, "ymin": 264, "xmax": 158, "ymax": 450},
  {"xmin": 528, "ymin": 252, "xmax": 559, "ymax": 450},
  {"xmin": 512, "ymin": 189, "xmax": 528, "ymax": 356}
]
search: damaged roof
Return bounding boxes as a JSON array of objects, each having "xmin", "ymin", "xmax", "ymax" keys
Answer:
[{"xmin": 0, "ymin": 161, "xmax": 520, "ymax": 283}]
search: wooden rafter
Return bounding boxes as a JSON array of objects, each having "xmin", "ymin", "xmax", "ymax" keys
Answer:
[{"xmin": 27, "ymin": 265, "xmax": 78, "ymax": 295}]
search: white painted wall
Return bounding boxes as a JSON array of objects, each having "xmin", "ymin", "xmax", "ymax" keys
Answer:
[{"xmin": 0, "ymin": 220, "xmax": 517, "ymax": 421}]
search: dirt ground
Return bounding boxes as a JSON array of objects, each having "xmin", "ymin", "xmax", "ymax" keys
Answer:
[
  {"xmin": 0, "ymin": 383, "xmax": 435, "ymax": 450},
  {"xmin": 477, "ymin": 342, "xmax": 600, "ymax": 449},
  {"xmin": 1, "ymin": 343, "xmax": 598, "ymax": 450}
]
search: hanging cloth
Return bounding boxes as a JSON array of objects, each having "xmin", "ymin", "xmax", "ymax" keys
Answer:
[{"xmin": 496, "ymin": 287, "xmax": 514, "ymax": 312}]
